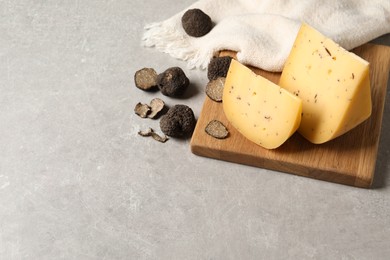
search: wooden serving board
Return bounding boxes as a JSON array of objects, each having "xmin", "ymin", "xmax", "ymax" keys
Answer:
[{"xmin": 190, "ymin": 44, "xmax": 390, "ymax": 188}]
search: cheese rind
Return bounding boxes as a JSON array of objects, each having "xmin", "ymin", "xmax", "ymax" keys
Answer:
[
  {"xmin": 279, "ymin": 23, "xmax": 372, "ymax": 144},
  {"xmin": 223, "ymin": 60, "xmax": 302, "ymax": 149}
]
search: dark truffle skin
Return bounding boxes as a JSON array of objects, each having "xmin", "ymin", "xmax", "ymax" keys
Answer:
[
  {"xmin": 157, "ymin": 67, "xmax": 190, "ymax": 97},
  {"xmin": 207, "ymin": 56, "xmax": 233, "ymax": 81},
  {"xmin": 160, "ymin": 105, "xmax": 196, "ymax": 137},
  {"xmin": 181, "ymin": 9, "xmax": 213, "ymax": 37}
]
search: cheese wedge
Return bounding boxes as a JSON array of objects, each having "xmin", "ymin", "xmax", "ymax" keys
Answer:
[
  {"xmin": 223, "ymin": 59, "xmax": 302, "ymax": 149},
  {"xmin": 279, "ymin": 23, "xmax": 372, "ymax": 144}
]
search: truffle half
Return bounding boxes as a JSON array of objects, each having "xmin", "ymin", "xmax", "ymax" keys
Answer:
[
  {"xmin": 181, "ymin": 9, "xmax": 213, "ymax": 37},
  {"xmin": 205, "ymin": 77, "xmax": 225, "ymax": 102},
  {"xmin": 207, "ymin": 56, "xmax": 233, "ymax": 81},
  {"xmin": 134, "ymin": 68, "xmax": 158, "ymax": 91},
  {"xmin": 160, "ymin": 104, "xmax": 196, "ymax": 137},
  {"xmin": 157, "ymin": 67, "xmax": 190, "ymax": 97}
]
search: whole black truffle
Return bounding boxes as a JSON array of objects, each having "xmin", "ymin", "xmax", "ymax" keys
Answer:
[
  {"xmin": 181, "ymin": 9, "xmax": 213, "ymax": 37},
  {"xmin": 207, "ymin": 56, "xmax": 233, "ymax": 81},
  {"xmin": 160, "ymin": 105, "xmax": 196, "ymax": 137},
  {"xmin": 157, "ymin": 67, "xmax": 190, "ymax": 97}
]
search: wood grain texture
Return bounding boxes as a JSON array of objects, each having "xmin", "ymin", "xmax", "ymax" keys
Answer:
[{"xmin": 190, "ymin": 44, "xmax": 390, "ymax": 188}]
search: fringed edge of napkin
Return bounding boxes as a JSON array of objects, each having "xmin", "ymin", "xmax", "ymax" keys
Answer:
[{"xmin": 142, "ymin": 21, "xmax": 214, "ymax": 70}]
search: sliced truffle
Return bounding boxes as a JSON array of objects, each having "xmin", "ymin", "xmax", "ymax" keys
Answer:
[
  {"xmin": 205, "ymin": 77, "xmax": 225, "ymax": 102},
  {"xmin": 157, "ymin": 67, "xmax": 190, "ymax": 97},
  {"xmin": 138, "ymin": 128, "xmax": 168, "ymax": 143},
  {"xmin": 148, "ymin": 98, "xmax": 165, "ymax": 119},
  {"xmin": 160, "ymin": 104, "xmax": 196, "ymax": 137},
  {"xmin": 181, "ymin": 9, "xmax": 213, "ymax": 37},
  {"xmin": 205, "ymin": 120, "xmax": 229, "ymax": 139},
  {"xmin": 134, "ymin": 68, "xmax": 158, "ymax": 91},
  {"xmin": 134, "ymin": 102, "xmax": 151, "ymax": 118},
  {"xmin": 207, "ymin": 56, "xmax": 233, "ymax": 81}
]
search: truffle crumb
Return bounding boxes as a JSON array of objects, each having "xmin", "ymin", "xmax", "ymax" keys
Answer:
[
  {"xmin": 207, "ymin": 56, "xmax": 232, "ymax": 81},
  {"xmin": 181, "ymin": 9, "xmax": 213, "ymax": 37},
  {"xmin": 205, "ymin": 77, "xmax": 225, "ymax": 102},
  {"xmin": 205, "ymin": 120, "xmax": 228, "ymax": 139},
  {"xmin": 160, "ymin": 104, "xmax": 196, "ymax": 137},
  {"xmin": 134, "ymin": 68, "xmax": 158, "ymax": 91},
  {"xmin": 138, "ymin": 128, "xmax": 153, "ymax": 137},
  {"xmin": 138, "ymin": 128, "xmax": 168, "ymax": 143},
  {"xmin": 157, "ymin": 67, "xmax": 190, "ymax": 97}
]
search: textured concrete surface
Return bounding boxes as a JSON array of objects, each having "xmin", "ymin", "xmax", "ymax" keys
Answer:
[{"xmin": 1, "ymin": 1, "xmax": 390, "ymax": 259}]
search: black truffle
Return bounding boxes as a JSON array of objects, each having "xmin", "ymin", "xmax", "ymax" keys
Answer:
[
  {"xmin": 157, "ymin": 67, "xmax": 190, "ymax": 97},
  {"xmin": 160, "ymin": 105, "xmax": 196, "ymax": 137},
  {"xmin": 181, "ymin": 9, "xmax": 213, "ymax": 37},
  {"xmin": 207, "ymin": 56, "xmax": 233, "ymax": 81}
]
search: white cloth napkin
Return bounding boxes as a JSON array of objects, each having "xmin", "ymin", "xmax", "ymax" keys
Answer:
[{"xmin": 142, "ymin": 0, "xmax": 390, "ymax": 72}]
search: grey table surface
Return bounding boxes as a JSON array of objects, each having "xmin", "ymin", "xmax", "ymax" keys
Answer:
[{"xmin": 1, "ymin": 1, "xmax": 390, "ymax": 259}]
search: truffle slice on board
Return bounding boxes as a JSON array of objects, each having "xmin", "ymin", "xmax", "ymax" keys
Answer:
[{"xmin": 205, "ymin": 120, "xmax": 229, "ymax": 139}]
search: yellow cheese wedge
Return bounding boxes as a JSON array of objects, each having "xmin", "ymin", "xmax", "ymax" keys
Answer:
[
  {"xmin": 279, "ymin": 23, "xmax": 372, "ymax": 144},
  {"xmin": 223, "ymin": 59, "xmax": 302, "ymax": 149}
]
